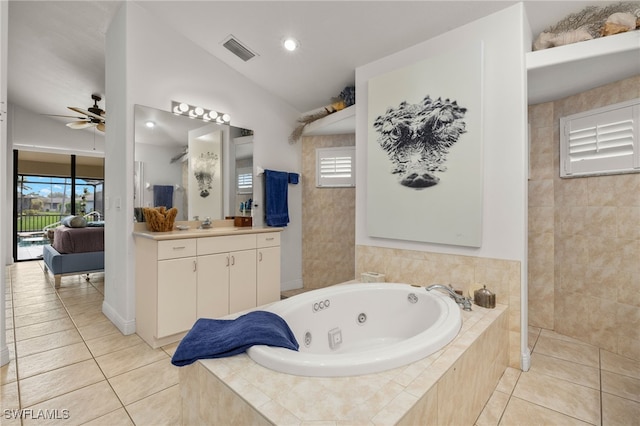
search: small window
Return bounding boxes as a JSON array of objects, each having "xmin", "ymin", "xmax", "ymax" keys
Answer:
[
  {"xmin": 560, "ymin": 98, "xmax": 639, "ymax": 178},
  {"xmin": 236, "ymin": 169, "xmax": 252, "ymax": 194},
  {"xmin": 316, "ymin": 146, "xmax": 356, "ymax": 187}
]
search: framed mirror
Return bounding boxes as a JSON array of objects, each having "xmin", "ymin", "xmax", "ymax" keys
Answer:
[{"xmin": 134, "ymin": 105, "xmax": 253, "ymax": 222}]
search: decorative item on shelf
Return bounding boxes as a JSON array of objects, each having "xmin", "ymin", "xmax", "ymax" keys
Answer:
[
  {"xmin": 80, "ymin": 187, "xmax": 89, "ymax": 215},
  {"xmin": 474, "ymin": 285, "xmax": 496, "ymax": 309},
  {"xmin": 142, "ymin": 206, "xmax": 178, "ymax": 232},
  {"xmin": 288, "ymin": 85, "xmax": 356, "ymax": 144},
  {"xmin": 533, "ymin": 2, "xmax": 640, "ymax": 51},
  {"xmin": 171, "ymin": 101, "xmax": 230, "ymax": 124}
]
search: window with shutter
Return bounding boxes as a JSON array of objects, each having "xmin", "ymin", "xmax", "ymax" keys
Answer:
[
  {"xmin": 316, "ymin": 147, "xmax": 356, "ymax": 187},
  {"xmin": 560, "ymin": 98, "xmax": 639, "ymax": 178},
  {"xmin": 236, "ymin": 168, "xmax": 252, "ymax": 194}
]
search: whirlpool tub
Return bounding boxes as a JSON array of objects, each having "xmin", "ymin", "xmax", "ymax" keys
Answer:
[{"xmin": 247, "ymin": 282, "xmax": 462, "ymax": 377}]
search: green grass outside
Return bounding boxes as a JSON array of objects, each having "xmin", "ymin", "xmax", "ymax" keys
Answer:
[{"xmin": 17, "ymin": 213, "xmax": 65, "ymax": 232}]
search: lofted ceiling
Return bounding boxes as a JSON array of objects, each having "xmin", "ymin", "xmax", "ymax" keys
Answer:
[{"xmin": 7, "ymin": 0, "xmax": 623, "ymax": 127}]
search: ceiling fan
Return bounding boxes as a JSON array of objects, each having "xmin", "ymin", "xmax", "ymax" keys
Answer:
[{"xmin": 49, "ymin": 94, "xmax": 106, "ymax": 132}]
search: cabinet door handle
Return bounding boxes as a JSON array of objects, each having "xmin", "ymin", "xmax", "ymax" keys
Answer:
[
  {"xmin": 265, "ymin": 237, "xmax": 274, "ymax": 241},
  {"xmin": 259, "ymin": 252, "xmax": 263, "ymax": 262},
  {"xmin": 231, "ymin": 255, "xmax": 235, "ymax": 266},
  {"xmin": 172, "ymin": 246, "xmax": 186, "ymax": 250},
  {"xmin": 193, "ymin": 260, "xmax": 197, "ymax": 272},
  {"xmin": 226, "ymin": 256, "xmax": 230, "ymax": 267}
]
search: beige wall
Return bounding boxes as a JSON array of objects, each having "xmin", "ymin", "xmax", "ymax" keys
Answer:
[
  {"xmin": 528, "ymin": 75, "xmax": 640, "ymax": 361},
  {"xmin": 301, "ymin": 134, "xmax": 355, "ymax": 289}
]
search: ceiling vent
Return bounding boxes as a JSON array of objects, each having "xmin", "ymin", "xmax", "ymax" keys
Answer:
[{"xmin": 222, "ymin": 35, "xmax": 257, "ymax": 62}]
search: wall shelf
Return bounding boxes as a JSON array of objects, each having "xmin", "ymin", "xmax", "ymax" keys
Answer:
[
  {"xmin": 527, "ymin": 31, "xmax": 640, "ymax": 105},
  {"xmin": 302, "ymin": 105, "xmax": 355, "ymax": 136}
]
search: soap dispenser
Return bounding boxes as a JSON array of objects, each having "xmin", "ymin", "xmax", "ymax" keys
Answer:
[{"xmin": 474, "ymin": 285, "xmax": 496, "ymax": 309}]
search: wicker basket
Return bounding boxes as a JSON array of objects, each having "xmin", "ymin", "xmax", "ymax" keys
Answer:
[{"xmin": 142, "ymin": 207, "xmax": 178, "ymax": 232}]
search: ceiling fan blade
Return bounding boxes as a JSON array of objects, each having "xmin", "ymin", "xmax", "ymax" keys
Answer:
[
  {"xmin": 96, "ymin": 122, "xmax": 105, "ymax": 132},
  {"xmin": 68, "ymin": 106, "xmax": 104, "ymax": 121},
  {"xmin": 42, "ymin": 114, "xmax": 86, "ymax": 119},
  {"xmin": 66, "ymin": 121, "xmax": 95, "ymax": 130}
]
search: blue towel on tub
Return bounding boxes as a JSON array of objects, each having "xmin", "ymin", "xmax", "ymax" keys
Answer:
[
  {"xmin": 170, "ymin": 311, "xmax": 299, "ymax": 366},
  {"xmin": 264, "ymin": 169, "xmax": 290, "ymax": 227}
]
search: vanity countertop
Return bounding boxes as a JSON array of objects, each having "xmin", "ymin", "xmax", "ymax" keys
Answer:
[{"xmin": 133, "ymin": 220, "xmax": 282, "ymax": 241}]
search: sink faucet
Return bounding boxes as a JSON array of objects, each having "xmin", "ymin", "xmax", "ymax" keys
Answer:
[
  {"xmin": 426, "ymin": 284, "xmax": 472, "ymax": 311},
  {"xmin": 198, "ymin": 217, "xmax": 212, "ymax": 229}
]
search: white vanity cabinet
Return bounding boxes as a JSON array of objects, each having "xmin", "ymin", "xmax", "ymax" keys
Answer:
[
  {"xmin": 134, "ymin": 227, "xmax": 282, "ymax": 348},
  {"xmin": 197, "ymin": 234, "xmax": 257, "ymax": 317},
  {"xmin": 257, "ymin": 233, "xmax": 281, "ymax": 306}
]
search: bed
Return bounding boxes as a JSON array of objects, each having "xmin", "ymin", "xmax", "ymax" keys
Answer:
[{"xmin": 42, "ymin": 222, "xmax": 105, "ymax": 288}]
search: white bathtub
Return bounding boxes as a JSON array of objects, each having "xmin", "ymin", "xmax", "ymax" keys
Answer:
[{"xmin": 247, "ymin": 282, "xmax": 462, "ymax": 377}]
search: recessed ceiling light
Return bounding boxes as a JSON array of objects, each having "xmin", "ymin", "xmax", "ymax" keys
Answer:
[
  {"xmin": 145, "ymin": 121, "xmax": 155, "ymax": 128},
  {"xmin": 283, "ymin": 37, "xmax": 299, "ymax": 52}
]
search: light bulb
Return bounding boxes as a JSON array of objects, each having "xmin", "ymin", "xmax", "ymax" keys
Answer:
[
  {"xmin": 179, "ymin": 103, "xmax": 189, "ymax": 113},
  {"xmin": 283, "ymin": 38, "xmax": 298, "ymax": 52}
]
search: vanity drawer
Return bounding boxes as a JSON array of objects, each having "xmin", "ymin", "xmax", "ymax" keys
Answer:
[
  {"xmin": 198, "ymin": 234, "xmax": 257, "ymax": 255},
  {"xmin": 158, "ymin": 239, "xmax": 197, "ymax": 260},
  {"xmin": 257, "ymin": 232, "xmax": 280, "ymax": 248}
]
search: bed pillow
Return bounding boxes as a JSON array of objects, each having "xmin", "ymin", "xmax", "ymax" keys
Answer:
[{"xmin": 61, "ymin": 215, "xmax": 87, "ymax": 228}]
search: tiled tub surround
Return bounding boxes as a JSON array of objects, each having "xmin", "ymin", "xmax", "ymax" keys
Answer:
[
  {"xmin": 179, "ymin": 302, "xmax": 508, "ymax": 424},
  {"xmin": 356, "ymin": 245, "xmax": 522, "ymax": 368}
]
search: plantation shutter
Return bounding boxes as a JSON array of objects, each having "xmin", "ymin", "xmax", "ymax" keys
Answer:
[
  {"xmin": 316, "ymin": 147, "xmax": 356, "ymax": 187},
  {"xmin": 560, "ymin": 99, "xmax": 639, "ymax": 178}
]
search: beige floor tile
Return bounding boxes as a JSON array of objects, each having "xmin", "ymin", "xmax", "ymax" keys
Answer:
[
  {"xmin": 529, "ymin": 352, "xmax": 600, "ymax": 389},
  {"xmin": 18, "ymin": 342, "xmax": 92, "ymax": 379},
  {"xmin": 602, "ymin": 370, "xmax": 640, "ymax": 403},
  {"xmin": 500, "ymin": 397, "xmax": 592, "ymax": 426},
  {"xmin": 512, "ymin": 371, "xmax": 600, "ymax": 424},
  {"xmin": 14, "ymin": 317, "xmax": 75, "ymax": 341},
  {"xmin": 12, "ymin": 300, "xmax": 65, "ymax": 317},
  {"xmin": 82, "ymin": 408, "xmax": 134, "ymax": 426},
  {"xmin": 476, "ymin": 390, "xmax": 510, "ymax": 426},
  {"xmin": 13, "ymin": 307, "xmax": 68, "ymax": 328},
  {"xmin": 69, "ymin": 308, "xmax": 110, "ymax": 328},
  {"xmin": 64, "ymin": 300, "xmax": 102, "ymax": 316},
  {"xmin": 60, "ymin": 292, "xmax": 104, "ymax": 307},
  {"xmin": 95, "ymin": 343, "xmax": 168, "ymax": 378},
  {"xmin": 19, "ymin": 359, "xmax": 105, "ymax": 407},
  {"xmin": 601, "ymin": 349, "xmax": 640, "ymax": 379},
  {"xmin": 0, "ymin": 351, "xmax": 17, "ymax": 385},
  {"xmin": 495, "ymin": 367, "xmax": 521, "ymax": 395},
  {"xmin": 109, "ymin": 358, "xmax": 179, "ymax": 405},
  {"xmin": 77, "ymin": 318, "xmax": 121, "ymax": 341},
  {"xmin": 11, "ymin": 292, "xmax": 59, "ymax": 307},
  {"xmin": 1, "ymin": 380, "xmax": 20, "ymax": 411},
  {"xmin": 22, "ymin": 381, "xmax": 123, "ymax": 426},
  {"xmin": 125, "ymin": 385, "xmax": 181, "ymax": 426},
  {"xmin": 602, "ymin": 392, "xmax": 640, "ymax": 426},
  {"xmin": 539, "ymin": 329, "xmax": 592, "ymax": 346},
  {"xmin": 161, "ymin": 341, "xmax": 179, "ymax": 357},
  {"xmin": 533, "ymin": 335, "xmax": 599, "ymax": 367},
  {"xmin": 15, "ymin": 328, "xmax": 83, "ymax": 358},
  {"xmin": 85, "ymin": 331, "xmax": 144, "ymax": 358}
]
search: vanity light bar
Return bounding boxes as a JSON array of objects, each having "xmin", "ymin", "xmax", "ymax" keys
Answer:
[{"xmin": 171, "ymin": 101, "xmax": 230, "ymax": 124}]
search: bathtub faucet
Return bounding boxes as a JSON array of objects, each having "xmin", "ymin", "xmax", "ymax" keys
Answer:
[{"xmin": 426, "ymin": 284, "xmax": 472, "ymax": 311}]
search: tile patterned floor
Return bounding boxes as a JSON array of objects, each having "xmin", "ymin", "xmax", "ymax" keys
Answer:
[{"xmin": 3, "ymin": 262, "xmax": 639, "ymax": 425}]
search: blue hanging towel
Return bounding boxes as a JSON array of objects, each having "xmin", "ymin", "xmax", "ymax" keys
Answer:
[
  {"xmin": 264, "ymin": 169, "xmax": 289, "ymax": 227},
  {"xmin": 170, "ymin": 311, "xmax": 299, "ymax": 366},
  {"xmin": 153, "ymin": 185, "xmax": 174, "ymax": 209},
  {"xmin": 288, "ymin": 172, "xmax": 299, "ymax": 184}
]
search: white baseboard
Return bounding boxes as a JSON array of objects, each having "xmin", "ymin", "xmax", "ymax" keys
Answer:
[{"xmin": 102, "ymin": 301, "xmax": 136, "ymax": 335}]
